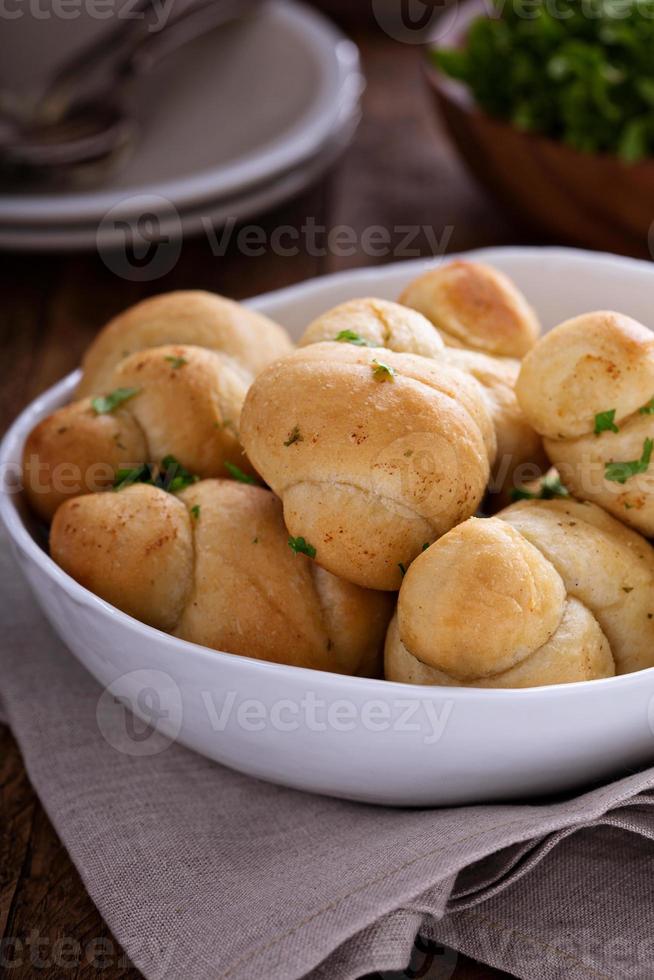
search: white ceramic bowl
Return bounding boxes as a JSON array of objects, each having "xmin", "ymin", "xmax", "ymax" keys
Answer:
[{"xmin": 4, "ymin": 246, "xmax": 654, "ymax": 807}]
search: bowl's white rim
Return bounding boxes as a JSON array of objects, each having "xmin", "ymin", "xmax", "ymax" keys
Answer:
[{"xmin": 3, "ymin": 244, "xmax": 654, "ymax": 701}]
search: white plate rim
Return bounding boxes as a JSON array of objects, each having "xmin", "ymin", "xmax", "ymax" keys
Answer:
[{"xmin": 0, "ymin": 0, "xmax": 363, "ymax": 225}]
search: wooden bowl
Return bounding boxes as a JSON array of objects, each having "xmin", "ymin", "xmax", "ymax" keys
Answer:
[{"xmin": 425, "ymin": 3, "xmax": 654, "ymax": 258}]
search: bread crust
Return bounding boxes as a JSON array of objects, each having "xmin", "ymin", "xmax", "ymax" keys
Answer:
[
  {"xmin": 390, "ymin": 497, "xmax": 654, "ymax": 686},
  {"xmin": 516, "ymin": 311, "xmax": 654, "ymax": 534},
  {"xmin": 51, "ymin": 480, "xmax": 393, "ymax": 674},
  {"xmin": 240, "ymin": 342, "xmax": 496, "ymax": 590},
  {"xmin": 399, "ymin": 260, "xmax": 540, "ymax": 358},
  {"xmin": 23, "ymin": 345, "xmax": 253, "ymax": 522},
  {"xmin": 77, "ymin": 290, "xmax": 293, "ymax": 397}
]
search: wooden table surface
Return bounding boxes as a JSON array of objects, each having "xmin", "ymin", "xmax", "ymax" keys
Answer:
[{"xmin": 0, "ymin": 12, "xmax": 539, "ymax": 979}]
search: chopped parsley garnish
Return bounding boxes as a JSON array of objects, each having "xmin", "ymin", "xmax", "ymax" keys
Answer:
[
  {"xmin": 113, "ymin": 455, "xmax": 199, "ymax": 494},
  {"xmin": 371, "ymin": 359, "xmax": 395, "ymax": 382},
  {"xmin": 511, "ymin": 473, "xmax": 570, "ymax": 502},
  {"xmin": 398, "ymin": 562, "xmax": 407, "ymax": 577},
  {"xmin": 190, "ymin": 505, "xmax": 201, "ymax": 520},
  {"xmin": 284, "ymin": 426, "xmax": 303, "ymax": 447},
  {"xmin": 225, "ymin": 462, "xmax": 260, "ymax": 485},
  {"xmin": 605, "ymin": 438, "xmax": 654, "ymax": 484},
  {"xmin": 161, "ymin": 456, "xmax": 200, "ymax": 493},
  {"xmin": 165, "ymin": 355, "xmax": 188, "ymax": 369},
  {"xmin": 639, "ymin": 397, "xmax": 654, "ymax": 415},
  {"xmin": 113, "ymin": 464, "xmax": 152, "ymax": 491},
  {"xmin": 594, "ymin": 409, "xmax": 618, "ymax": 435},
  {"xmin": 335, "ymin": 329, "xmax": 375, "ymax": 347},
  {"xmin": 288, "ymin": 536, "xmax": 316, "ymax": 558},
  {"xmin": 91, "ymin": 387, "xmax": 139, "ymax": 415}
]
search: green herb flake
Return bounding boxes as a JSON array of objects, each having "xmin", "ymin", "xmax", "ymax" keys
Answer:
[
  {"xmin": 284, "ymin": 425, "xmax": 303, "ymax": 447},
  {"xmin": 398, "ymin": 562, "xmax": 407, "ymax": 577},
  {"xmin": 113, "ymin": 455, "xmax": 200, "ymax": 494},
  {"xmin": 288, "ymin": 536, "xmax": 316, "ymax": 559},
  {"xmin": 335, "ymin": 329, "xmax": 375, "ymax": 347},
  {"xmin": 511, "ymin": 473, "xmax": 570, "ymax": 502},
  {"xmin": 594, "ymin": 409, "xmax": 618, "ymax": 435},
  {"xmin": 165, "ymin": 355, "xmax": 188, "ymax": 369},
  {"xmin": 225, "ymin": 461, "xmax": 259, "ymax": 485},
  {"xmin": 92, "ymin": 387, "xmax": 139, "ymax": 415},
  {"xmin": 161, "ymin": 455, "xmax": 200, "ymax": 493},
  {"xmin": 190, "ymin": 505, "xmax": 201, "ymax": 520},
  {"xmin": 605, "ymin": 438, "xmax": 654, "ymax": 484},
  {"xmin": 421, "ymin": 542, "xmax": 430, "ymax": 552},
  {"xmin": 113, "ymin": 464, "xmax": 152, "ymax": 491},
  {"xmin": 371, "ymin": 359, "xmax": 395, "ymax": 382},
  {"xmin": 639, "ymin": 397, "xmax": 654, "ymax": 415}
]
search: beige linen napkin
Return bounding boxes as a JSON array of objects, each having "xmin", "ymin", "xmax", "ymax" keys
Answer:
[{"xmin": 2, "ymin": 526, "xmax": 654, "ymax": 980}]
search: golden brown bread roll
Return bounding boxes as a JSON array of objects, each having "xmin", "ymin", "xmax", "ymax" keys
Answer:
[
  {"xmin": 439, "ymin": 347, "xmax": 547, "ymax": 503},
  {"xmin": 298, "ymin": 298, "xmax": 545, "ymax": 504},
  {"xmin": 51, "ymin": 480, "xmax": 393, "ymax": 674},
  {"xmin": 77, "ymin": 290, "xmax": 293, "ymax": 397},
  {"xmin": 398, "ymin": 259, "xmax": 540, "ymax": 358},
  {"xmin": 516, "ymin": 312, "xmax": 654, "ymax": 534},
  {"xmin": 240, "ymin": 341, "xmax": 496, "ymax": 590},
  {"xmin": 23, "ymin": 344, "xmax": 252, "ymax": 522},
  {"xmin": 387, "ymin": 497, "xmax": 654, "ymax": 687},
  {"xmin": 298, "ymin": 298, "xmax": 445, "ymax": 357}
]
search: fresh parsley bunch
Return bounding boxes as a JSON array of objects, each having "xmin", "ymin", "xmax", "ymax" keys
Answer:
[{"xmin": 434, "ymin": 0, "xmax": 654, "ymax": 161}]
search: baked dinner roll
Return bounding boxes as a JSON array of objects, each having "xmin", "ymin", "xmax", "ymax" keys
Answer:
[
  {"xmin": 516, "ymin": 312, "xmax": 654, "ymax": 535},
  {"xmin": 51, "ymin": 480, "xmax": 393, "ymax": 675},
  {"xmin": 23, "ymin": 344, "xmax": 252, "ymax": 522},
  {"xmin": 77, "ymin": 291, "xmax": 293, "ymax": 397},
  {"xmin": 439, "ymin": 348, "xmax": 547, "ymax": 504},
  {"xmin": 388, "ymin": 496, "xmax": 654, "ymax": 687},
  {"xmin": 240, "ymin": 341, "xmax": 496, "ymax": 590},
  {"xmin": 298, "ymin": 298, "xmax": 445, "ymax": 357},
  {"xmin": 298, "ymin": 298, "xmax": 545, "ymax": 504},
  {"xmin": 398, "ymin": 259, "xmax": 540, "ymax": 358}
]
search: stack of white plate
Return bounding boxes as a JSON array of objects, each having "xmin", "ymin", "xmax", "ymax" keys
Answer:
[{"xmin": 0, "ymin": 0, "xmax": 363, "ymax": 252}]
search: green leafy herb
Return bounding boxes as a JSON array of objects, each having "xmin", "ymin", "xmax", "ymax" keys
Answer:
[
  {"xmin": 594, "ymin": 409, "xmax": 618, "ymax": 435},
  {"xmin": 639, "ymin": 397, "xmax": 654, "ymax": 414},
  {"xmin": 511, "ymin": 472, "xmax": 570, "ymax": 502},
  {"xmin": 284, "ymin": 425, "xmax": 303, "ymax": 447},
  {"xmin": 225, "ymin": 461, "xmax": 260, "ymax": 485},
  {"xmin": 288, "ymin": 536, "xmax": 316, "ymax": 559},
  {"xmin": 398, "ymin": 562, "xmax": 407, "ymax": 577},
  {"xmin": 371, "ymin": 359, "xmax": 395, "ymax": 382},
  {"xmin": 161, "ymin": 455, "xmax": 199, "ymax": 493},
  {"xmin": 421, "ymin": 542, "xmax": 430, "ymax": 552},
  {"xmin": 112, "ymin": 455, "xmax": 199, "ymax": 494},
  {"xmin": 605, "ymin": 438, "xmax": 654, "ymax": 483},
  {"xmin": 433, "ymin": 0, "xmax": 654, "ymax": 163},
  {"xmin": 190, "ymin": 505, "xmax": 201, "ymax": 520},
  {"xmin": 335, "ymin": 329, "xmax": 375, "ymax": 347},
  {"xmin": 165, "ymin": 355, "xmax": 188, "ymax": 369},
  {"xmin": 113, "ymin": 464, "xmax": 152, "ymax": 491},
  {"xmin": 91, "ymin": 387, "xmax": 139, "ymax": 415}
]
